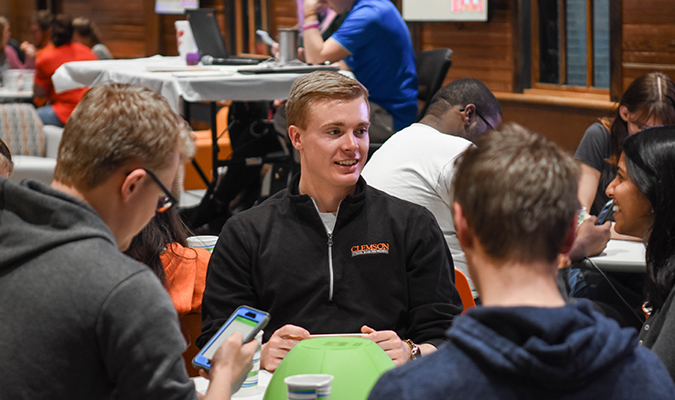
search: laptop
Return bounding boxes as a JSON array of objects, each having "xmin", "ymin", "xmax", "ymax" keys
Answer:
[{"xmin": 187, "ymin": 9, "xmax": 265, "ymax": 65}]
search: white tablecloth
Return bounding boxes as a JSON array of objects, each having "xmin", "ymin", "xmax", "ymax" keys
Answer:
[
  {"xmin": 0, "ymin": 88, "xmax": 33, "ymax": 102},
  {"xmin": 51, "ymin": 55, "xmax": 308, "ymax": 112}
]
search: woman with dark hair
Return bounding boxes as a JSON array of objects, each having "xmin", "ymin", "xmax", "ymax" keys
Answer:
[
  {"xmin": 125, "ymin": 206, "xmax": 211, "ymax": 317},
  {"xmin": 576, "ymin": 72, "xmax": 675, "ymax": 219},
  {"xmin": 33, "ymin": 14, "xmax": 97, "ymax": 127},
  {"xmin": 605, "ymin": 125, "xmax": 675, "ymax": 379}
]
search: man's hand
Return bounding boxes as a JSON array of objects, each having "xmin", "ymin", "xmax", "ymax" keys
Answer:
[
  {"xmin": 566, "ymin": 217, "xmax": 611, "ymax": 262},
  {"xmin": 198, "ymin": 331, "xmax": 259, "ymax": 400},
  {"xmin": 361, "ymin": 325, "xmax": 410, "ymax": 366},
  {"xmin": 303, "ymin": 0, "xmax": 321, "ymax": 15},
  {"xmin": 261, "ymin": 324, "xmax": 309, "ymax": 372},
  {"xmin": 20, "ymin": 42, "xmax": 36, "ymax": 58}
]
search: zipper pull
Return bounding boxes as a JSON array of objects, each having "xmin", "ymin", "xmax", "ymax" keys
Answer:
[{"xmin": 327, "ymin": 233, "xmax": 333, "ymax": 246}]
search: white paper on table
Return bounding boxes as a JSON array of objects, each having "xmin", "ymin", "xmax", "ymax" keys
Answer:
[{"xmin": 588, "ymin": 239, "xmax": 646, "ymax": 272}]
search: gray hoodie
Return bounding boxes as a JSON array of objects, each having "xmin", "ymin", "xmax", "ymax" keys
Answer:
[{"xmin": 0, "ymin": 178, "xmax": 197, "ymax": 400}]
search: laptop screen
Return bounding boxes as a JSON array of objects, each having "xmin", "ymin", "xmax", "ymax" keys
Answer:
[{"xmin": 187, "ymin": 8, "xmax": 229, "ymax": 59}]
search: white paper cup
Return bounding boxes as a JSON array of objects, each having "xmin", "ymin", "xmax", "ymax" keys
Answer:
[
  {"xmin": 175, "ymin": 20, "xmax": 198, "ymax": 60},
  {"xmin": 285, "ymin": 374, "xmax": 333, "ymax": 400},
  {"xmin": 233, "ymin": 330, "xmax": 263, "ymax": 397},
  {"xmin": 20, "ymin": 70, "xmax": 34, "ymax": 91},
  {"xmin": 186, "ymin": 235, "xmax": 218, "ymax": 253}
]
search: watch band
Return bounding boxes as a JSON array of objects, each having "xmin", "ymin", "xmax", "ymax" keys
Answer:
[{"xmin": 404, "ymin": 339, "xmax": 421, "ymax": 360}]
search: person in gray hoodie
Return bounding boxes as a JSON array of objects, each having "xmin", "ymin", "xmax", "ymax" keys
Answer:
[
  {"xmin": 0, "ymin": 83, "xmax": 257, "ymax": 400},
  {"xmin": 368, "ymin": 123, "xmax": 675, "ymax": 400}
]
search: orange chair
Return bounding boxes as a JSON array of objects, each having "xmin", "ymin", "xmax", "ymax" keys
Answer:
[
  {"xmin": 184, "ymin": 106, "xmax": 233, "ymax": 190},
  {"xmin": 455, "ymin": 270, "xmax": 476, "ymax": 311}
]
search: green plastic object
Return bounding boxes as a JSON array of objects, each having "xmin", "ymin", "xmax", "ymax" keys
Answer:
[{"xmin": 263, "ymin": 337, "xmax": 395, "ymax": 400}]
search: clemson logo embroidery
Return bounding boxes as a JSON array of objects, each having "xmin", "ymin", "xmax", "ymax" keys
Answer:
[{"xmin": 351, "ymin": 243, "xmax": 390, "ymax": 257}]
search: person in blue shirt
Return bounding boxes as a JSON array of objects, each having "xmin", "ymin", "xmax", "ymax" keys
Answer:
[{"xmin": 302, "ymin": 0, "xmax": 418, "ymax": 142}]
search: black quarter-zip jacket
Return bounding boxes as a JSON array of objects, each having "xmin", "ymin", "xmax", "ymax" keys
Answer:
[{"xmin": 199, "ymin": 175, "xmax": 463, "ymax": 348}]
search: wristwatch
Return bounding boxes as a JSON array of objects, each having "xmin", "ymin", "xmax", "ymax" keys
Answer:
[{"xmin": 404, "ymin": 339, "xmax": 421, "ymax": 360}]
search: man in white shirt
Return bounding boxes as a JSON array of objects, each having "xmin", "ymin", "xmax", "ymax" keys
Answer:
[{"xmin": 362, "ymin": 78, "xmax": 501, "ymax": 298}]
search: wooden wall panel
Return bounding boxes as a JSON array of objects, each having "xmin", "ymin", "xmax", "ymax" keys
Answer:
[
  {"xmin": 418, "ymin": 1, "xmax": 514, "ymax": 92},
  {"xmin": 57, "ymin": 0, "xmax": 158, "ymax": 59},
  {"xmin": 500, "ymin": 100, "xmax": 610, "ymax": 153},
  {"xmin": 497, "ymin": 93, "xmax": 614, "ymax": 152},
  {"xmin": 3, "ymin": 1, "xmax": 36, "ymax": 44},
  {"xmin": 620, "ymin": 0, "xmax": 675, "ymax": 92},
  {"xmin": 622, "ymin": 0, "xmax": 675, "ymax": 25},
  {"xmin": 269, "ymin": 0, "xmax": 298, "ymax": 32}
]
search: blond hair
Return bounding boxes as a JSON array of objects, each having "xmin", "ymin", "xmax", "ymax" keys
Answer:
[
  {"xmin": 286, "ymin": 70, "xmax": 369, "ymax": 129},
  {"xmin": 54, "ymin": 83, "xmax": 194, "ymax": 189}
]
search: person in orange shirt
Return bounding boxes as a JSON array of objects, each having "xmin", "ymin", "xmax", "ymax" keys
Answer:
[
  {"xmin": 125, "ymin": 206, "xmax": 211, "ymax": 317},
  {"xmin": 33, "ymin": 14, "xmax": 97, "ymax": 127}
]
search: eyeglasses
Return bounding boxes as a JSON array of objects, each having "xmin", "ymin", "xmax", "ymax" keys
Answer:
[
  {"xmin": 460, "ymin": 107, "xmax": 494, "ymax": 131},
  {"xmin": 143, "ymin": 168, "xmax": 178, "ymax": 213}
]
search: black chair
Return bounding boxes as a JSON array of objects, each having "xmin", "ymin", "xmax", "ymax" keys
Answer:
[
  {"xmin": 415, "ymin": 48, "xmax": 453, "ymax": 121},
  {"xmin": 367, "ymin": 48, "xmax": 453, "ymax": 161}
]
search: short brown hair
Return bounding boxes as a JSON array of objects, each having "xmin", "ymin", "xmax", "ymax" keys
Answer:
[
  {"xmin": 453, "ymin": 123, "xmax": 580, "ymax": 263},
  {"xmin": 73, "ymin": 17, "xmax": 100, "ymax": 45},
  {"xmin": 286, "ymin": 70, "xmax": 369, "ymax": 129},
  {"xmin": 52, "ymin": 14, "xmax": 74, "ymax": 47},
  {"xmin": 54, "ymin": 83, "xmax": 194, "ymax": 190},
  {"xmin": 31, "ymin": 10, "xmax": 53, "ymax": 31}
]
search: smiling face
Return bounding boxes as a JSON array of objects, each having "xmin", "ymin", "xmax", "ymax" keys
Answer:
[
  {"xmin": 290, "ymin": 97, "xmax": 370, "ymax": 199},
  {"xmin": 606, "ymin": 154, "xmax": 654, "ymax": 238}
]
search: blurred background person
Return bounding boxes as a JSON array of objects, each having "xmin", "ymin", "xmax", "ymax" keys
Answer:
[
  {"xmin": 33, "ymin": 14, "xmax": 97, "ymax": 127},
  {"xmin": 575, "ymin": 72, "xmax": 675, "ymax": 225},
  {"xmin": 0, "ymin": 16, "xmax": 34, "ymax": 71},
  {"xmin": 20, "ymin": 10, "xmax": 54, "ymax": 61},
  {"xmin": 72, "ymin": 17, "xmax": 112, "ymax": 60}
]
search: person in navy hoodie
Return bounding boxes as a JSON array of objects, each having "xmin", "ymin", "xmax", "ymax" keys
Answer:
[{"xmin": 368, "ymin": 123, "xmax": 675, "ymax": 400}]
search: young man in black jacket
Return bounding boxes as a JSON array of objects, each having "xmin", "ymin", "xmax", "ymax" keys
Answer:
[{"xmin": 200, "ymin": 71, "xmax": 463, "ymax": 371}]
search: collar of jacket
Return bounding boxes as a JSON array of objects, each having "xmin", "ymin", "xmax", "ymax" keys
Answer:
[{"xmin": 286, "ymin": 173, "xmax": 367, "ymax": 225}]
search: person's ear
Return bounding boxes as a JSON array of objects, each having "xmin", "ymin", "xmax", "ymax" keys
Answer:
[
  {"xmin": 559, "ymin": 219, "xmax": 577, "ymax": 255},
  {"xmin": 619, "ymin": 105, "xmax": 630, "ymax": 123},
  {"xmin": 452, "ymin": 202, "xmax": 474, "ymax": 250},
  {"xmin": 288, "ymin": 125, "xmax": 303, "ymax": 151},
  {"xmin": 461, "ymin": 104, "xmax": 476, "ymax": 127},
  {"xmin": 120, "ymin": 168, "xmax": 146, "ymax": 204}
]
